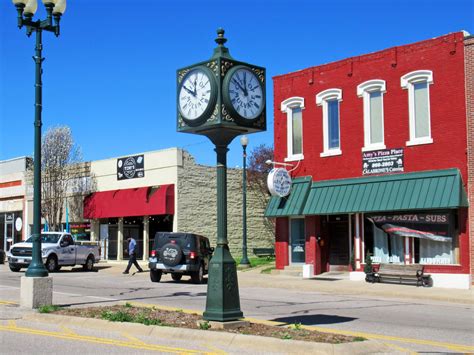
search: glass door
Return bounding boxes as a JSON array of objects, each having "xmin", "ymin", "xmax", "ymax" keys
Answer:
[{"xmin": 290, "ymin": 218, "xmax": 305, "ymax": 263}]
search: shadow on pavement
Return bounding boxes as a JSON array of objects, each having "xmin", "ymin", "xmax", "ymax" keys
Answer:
[{"xmin": 272, "ymin": 314, "xmax": 356, "ymax": 325}]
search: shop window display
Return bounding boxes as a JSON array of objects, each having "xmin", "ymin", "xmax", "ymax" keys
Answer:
[{"xmin": 364, "ymin": 211, "xmax": 457, "ymax": 265}]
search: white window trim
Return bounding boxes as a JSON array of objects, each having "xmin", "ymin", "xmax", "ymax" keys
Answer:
[
  {"xmin": 281, "ymin": 97, "xmax": 305, "ymax": 162},
  {"xmin": 316, "ymin": 88, "xmax": 342, "ymax": 157},
  {"xmin": 357, "ymin": 80, "xmax": 386, "ymax": 152},
  {"xmin": 401, "ymin": 70, "xmax": 434, "ymax": 146}
]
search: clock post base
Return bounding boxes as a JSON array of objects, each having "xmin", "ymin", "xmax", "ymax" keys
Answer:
[{"xmin": 203, "ymin": 245, "xmax": 243, "ymax": 322}]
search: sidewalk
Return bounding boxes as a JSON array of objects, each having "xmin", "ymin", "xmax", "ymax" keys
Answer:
[{"xmin": 238, "ymin": 265, "xmax": 474, "ymax": 304}]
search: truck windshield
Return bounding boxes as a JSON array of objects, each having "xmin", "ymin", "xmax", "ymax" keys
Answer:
[{"xmin": 25, "ymin": 234, "xmax": 62, "ymax": 244}]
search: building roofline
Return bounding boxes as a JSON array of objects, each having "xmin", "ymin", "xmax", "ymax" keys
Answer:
[{"xmin": 273, "ymin": 31, "xmax": 465, "ymax": 81}]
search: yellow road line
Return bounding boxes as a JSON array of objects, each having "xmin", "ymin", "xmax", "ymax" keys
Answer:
[
  {"xmin": 0, "ymin": 324, "xmax": 213, "ymax": 354},
  {"xmin": 383, "ymin": 342, "xmax": 418, "ymax": 354},
  {"xmin": 122, "ymin": 333, "xmax": 146, "ymax": 345},
  {"xmin": 7, "ymin": 320, "xmax": 16, "ymax": 328},
  {"xmin": 0, "ymin": 300, "xmax": 17, "ymax": 305},
  {"xmin": 59, "ymin": 325, "xmax": 76, "ymax": 336},
  {"xmin": 242, "ymin": 316, "xmax": 474, "ymax": 353}
]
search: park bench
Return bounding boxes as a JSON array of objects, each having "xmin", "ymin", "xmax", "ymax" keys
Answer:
[
  {"xmin": 253, "ymin": 248, "xmax": 275, "ymax": 258},
  {"xmin": 372, "ymin": 263, "xmax": 432, "ymax": 287}
]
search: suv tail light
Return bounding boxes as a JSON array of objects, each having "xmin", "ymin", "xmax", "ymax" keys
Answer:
[
  {"xmin": 151, "ymin": 250, "xmax": 156, "ymax": 257},
  {"xmin": 189, "ymin": 251, "xmax": 197, "ymax": 260}
]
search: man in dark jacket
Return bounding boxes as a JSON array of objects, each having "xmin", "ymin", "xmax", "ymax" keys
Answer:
[{"xmin": 123, "ymin": 237, "xmax": 144, "ymax": 274}]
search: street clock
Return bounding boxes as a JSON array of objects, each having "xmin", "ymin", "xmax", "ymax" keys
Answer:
[
  {"xmin": 176, "ymin": 28, "xmax": 266, "ymax": 144},
  {"xmin": 176, "ymin": 28, "xmax": 267, "ymax": 323}
]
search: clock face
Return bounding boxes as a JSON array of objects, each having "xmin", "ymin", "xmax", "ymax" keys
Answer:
[
  {"xmin": 178, "ymin": 68, "xmax": 214, "ymax": 121},
  {"xmin": 228, "ymin": 68, "xmax": 264, "ymax": 120}
]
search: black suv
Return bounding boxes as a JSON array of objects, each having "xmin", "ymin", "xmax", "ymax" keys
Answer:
[{"xmin": 148, "ymin": 232, "xmax": 213, "ymax": 284}]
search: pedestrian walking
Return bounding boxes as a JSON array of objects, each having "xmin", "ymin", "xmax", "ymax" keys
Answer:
[{"xmin": 123, "ymin": 237, "xmax": 144, "ymax": 274}]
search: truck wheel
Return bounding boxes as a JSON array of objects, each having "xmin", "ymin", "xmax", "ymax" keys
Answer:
[
  {"xmin": 191, "ymin": 264, "xmax": 204, "ymax": 284},
  {"xmin": 55, "ymin": 266, "xmax": 62, "ymax": 272},
  {"xmin": 150, "ymin": 269, "xmax": 162, "ymax": 282},
  {"xmin": 9, "ymin": 265, "xmax": 21, "ymax": 272},
  {"xmin": 83, "ymin": 256, "xmax": 94, "ymax": 272},
  {"xmin": 171, "ymin": 273, "xmax": 182, "ymax": 281},
  {"xmin": 45, "ymin": 256, "xmax": 58, "ymax": 273}
]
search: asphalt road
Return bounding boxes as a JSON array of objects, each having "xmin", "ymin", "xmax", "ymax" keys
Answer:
[{"xmin": 0, "ymin": 263, "xmax": 473, "ymax": 354}]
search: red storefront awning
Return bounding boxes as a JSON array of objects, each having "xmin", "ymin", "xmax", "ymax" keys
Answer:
[{"xmin": 83, "ymin": 185, "xmax": 174, "ymax": 219}]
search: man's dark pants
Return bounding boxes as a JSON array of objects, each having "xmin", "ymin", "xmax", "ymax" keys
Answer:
[{"xmin": 124, "ymin": 253, "xmax": 143, "ymax": 273}]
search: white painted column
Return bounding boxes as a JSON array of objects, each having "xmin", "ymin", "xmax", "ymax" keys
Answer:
[
  {"xmin": 361, "ymin": 214, "xmax": 365, "ymax": 264},
  {"xmin": 348, "ymin": 215, "xmax": 352, "ymax": 263},
  {"xmin": 118, "ymin": 218, "xmax": 124, "ymax": 261},
  {"xmin": 355, "ymin": 213, "xmax": 361, "ymax": 269},
  {"xmin": 23, "ymin": 199, "xmax": 28, "ymax": 240},
  {"xmin": 143, "ymin": 216, "xmax": 149, "ymax": 261},
  {"xmin": 405, "ymin": 237, "xmax": 410, "ymax": 264},
  {"xmin": 90, "ymin": 220, "xmax": 99, "ymax": 242}
]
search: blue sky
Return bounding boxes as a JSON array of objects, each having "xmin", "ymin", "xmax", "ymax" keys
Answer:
[{"xmin": 1, "ymin": 0, "xmax": 472, "ymax": 168}]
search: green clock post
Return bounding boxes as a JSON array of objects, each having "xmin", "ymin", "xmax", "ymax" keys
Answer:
[{"xmin": 177, "ymin": 29, "xmax": 266, "ymax": 322}]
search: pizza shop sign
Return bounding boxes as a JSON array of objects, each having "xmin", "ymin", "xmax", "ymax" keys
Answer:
[
  {"xmin": 267, "ymin": 168, "xmax": 292, "ymax": 197},
  {"xmin": 117, "ymin": 155, "xmax": 145, "ymax": 180}
]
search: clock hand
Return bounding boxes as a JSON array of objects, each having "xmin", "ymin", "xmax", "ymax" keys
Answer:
[
  {"xmin": 183, "ymin": 85, "xmax": 196, "ymax": 96},
  {"xmin": 232, "ymin": 78, "xmax": 246, "ymax": 93},
  {"xmin": 243, "ymin": 73, "xmax": 248, "ymax": 96}
]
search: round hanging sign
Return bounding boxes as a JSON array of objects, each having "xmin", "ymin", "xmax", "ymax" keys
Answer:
[
  {"xmin": 15, "ymin": 217, "xmax": 23, "ymax": 232},
  {"xmin": 267, "ymin": 168, "xmax": 292, "ymax": 197}
]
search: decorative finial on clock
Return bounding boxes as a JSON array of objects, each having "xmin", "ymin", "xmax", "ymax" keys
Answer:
[
  {"xmin": 215, "ymin": 28, "xmax": 227, "ymax": 46},
  {"xmin": 212, "ymin": 28, "xmax": 232, "ymax": 59}
]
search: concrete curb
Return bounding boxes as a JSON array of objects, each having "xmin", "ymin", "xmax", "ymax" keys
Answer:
[{"xmin": 23, "ymin": 312, "xmax": 395, "ymax": 354}]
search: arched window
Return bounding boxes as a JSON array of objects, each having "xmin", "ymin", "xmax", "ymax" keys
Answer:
[
  {"xmin": 316, "ymin": 89, "xmax": 342, "ymax": 157},
  {"xmin": 401, "ymin": 70, "xmax": 434, "ymax": 145},
  {"xmin": 281, "ymin": 97, "xmax": 305, "ymax": 161},
  {"xmin": 357, "ymin": 80, "xmax": 386, "ymax": 151}
]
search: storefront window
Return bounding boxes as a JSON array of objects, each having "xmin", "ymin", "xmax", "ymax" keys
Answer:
[
  {"xmin": 365, "ymin": 219, "xmax": 403, "ymax": 264},
  {"xmin": 364, "ymin": 211, "xmax": 457, "ymax": 265}
]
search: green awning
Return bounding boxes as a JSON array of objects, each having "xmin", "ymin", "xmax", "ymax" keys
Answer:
[
  {"xmin": 265, "ymin": 176, "xmax": 312, "ymax": 217},
  {"xmin": 302, "ymin": 169, "xmax": 468, "ymax": 215}
]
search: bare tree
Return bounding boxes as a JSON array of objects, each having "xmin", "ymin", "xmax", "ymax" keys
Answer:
[
  {"xmin": 37, "ymin": 126, "xmax": 93, "ymax": 231},
  {"xmin": 247, "ymin": 144, "xmax": 274, "ymax": 193},
  {"xmin": 247, "ymin": 144, "xmax": 274, "ymax": 233}
]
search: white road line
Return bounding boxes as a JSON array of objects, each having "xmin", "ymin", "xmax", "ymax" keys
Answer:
[{"xmin": 0, "ymin": 286, "xmax": 119, "ymax": 302}]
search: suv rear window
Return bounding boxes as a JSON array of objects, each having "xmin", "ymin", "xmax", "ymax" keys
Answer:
[{"xmin": 153, "ymin": 232, "xmax": 196, "ymax": 250}]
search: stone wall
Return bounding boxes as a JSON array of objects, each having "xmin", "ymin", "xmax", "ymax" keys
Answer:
[{"xmin": 177, "ymin": 151, "xmax": 274, "ymax": 256}]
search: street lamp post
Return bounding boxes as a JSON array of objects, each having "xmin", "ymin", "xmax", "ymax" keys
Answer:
[
  {"xmin": 240, "ymin": 135, "xmax": 250, "ymax": 267},
  {"xmin": 12, "ymin": 0, "xmax": 66, "ymax": 278}
]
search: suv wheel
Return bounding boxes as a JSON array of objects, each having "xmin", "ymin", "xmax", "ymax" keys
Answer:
[
  {"xmin": 191, "ymin": 263, "xmax": 204, "ymax": 284},
  {"xmin": 160, "ymin": 243, "xmax": 183, "ymax": 267},
  {"xmin": 171, "ymin": 273, "xmax": 182, "ymax": 282},
  {"xmin": 150, "ymin": 269, "xmax": 162, "ymax": 283}
]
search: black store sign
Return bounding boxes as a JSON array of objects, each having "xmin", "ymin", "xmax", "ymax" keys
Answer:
[
  {"xmin": 117, "ymin": 155, "xmax": 144, "ymax": 180},
  {"xmin": 362, "ymin": 148, "xmax": 404, "ymax": 175}
]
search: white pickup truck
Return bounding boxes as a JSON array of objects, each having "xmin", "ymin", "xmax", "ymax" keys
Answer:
[{"xmin": 6, "ymin": 232, "xmax": 100, "ymax": 272}]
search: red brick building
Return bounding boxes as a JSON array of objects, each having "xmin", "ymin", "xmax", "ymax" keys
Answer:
[
  {"xmin": 266, "ymin": 32, "xmax": 471, "ymax": 289},
  {"xmin": 465, "ymin": 34, "xmax": 474, "ymax": 286}
]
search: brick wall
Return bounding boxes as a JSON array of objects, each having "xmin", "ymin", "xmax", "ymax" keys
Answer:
[
  {"xmin": 273, "ymin": 32, "xmax": 467, "ymax": 184},
  {"xmin": 464, "ymin": 35, "xmax": 474, "ymax": 283},
  {"xmin": 177, "ymin": 151, "xmax": 274, "ymax": 256}
]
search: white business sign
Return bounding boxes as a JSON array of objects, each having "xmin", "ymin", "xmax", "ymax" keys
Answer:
[{"xmin": 267, "ymin": 168, "xmax": 292, "ymax": 197}]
